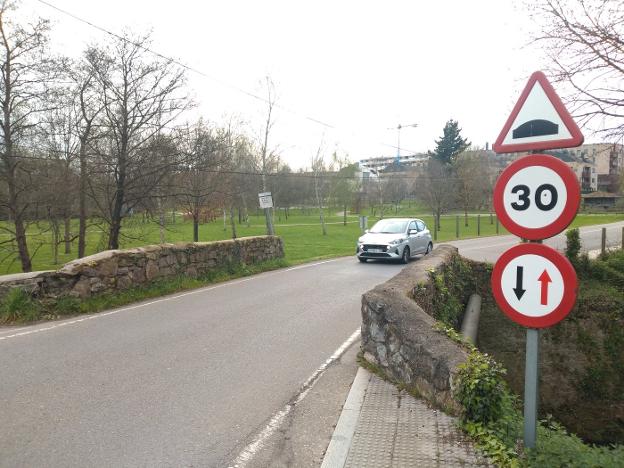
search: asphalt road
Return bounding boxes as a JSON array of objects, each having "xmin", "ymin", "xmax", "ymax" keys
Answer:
[
  {"xmin": 449, "ymin": 220, "xmax": 624, "ymax": 262},
  {"xmin": 0, "ymin": 258, "xmax": 402, "ymax": 467},
  {"xmin": 1, "ymin": 220, "xmax": 622, "ymax": 467}
]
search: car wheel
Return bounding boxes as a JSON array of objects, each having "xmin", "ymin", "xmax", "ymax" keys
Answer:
[
  {"xmin": 401, "ymin": 246, "xmax": 410, "ymax": 264},
  {"xmin": 358, "ymin": 257, "xmax": 368, "ymax": 263},
  {"xmin": 426, "ymin": 243, "xmax": 433, "ymax": 254}
]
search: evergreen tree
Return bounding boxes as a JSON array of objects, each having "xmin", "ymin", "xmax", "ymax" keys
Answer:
[{"xmin": 430, "ymin": 119, "xmax": 471, "ymax": 165}]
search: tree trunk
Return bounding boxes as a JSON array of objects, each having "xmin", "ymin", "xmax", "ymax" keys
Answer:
[
  {"xmin": 157, "ymin": 197, "xmax": 165, "ymax": 244},
  {"xmin": 343, "ymin": 204, "xmax": 347, "ymax": 226},
  {"xmin": 230, "ymin": 206, "xmax": 237, "ymax": 239},
  {"xmin": 108, "ymin": 154, "xmax": 126, "ymax": 250},
  {"xmin": 6, "ymin": 166, "xmax": 32, "ymax": 272},
  {"xmin": 78, "ymin": 143, "xmax": 87, "ymax": 258},
  {"xmin": 64, "ymin": 216, "xmax": 71, "ymax": 254},
  {"xmin": 314, "ymin": 179, "xmax": 327, "ymax": 236},
  {"xmin": 465, "ymin": 208, "xmax": 469, "ymax": 227},
  {"xmin": 108, "ymin": 219, "xmax": 122, "ymax": 250},
  {"xmin": 193, "ymin": 214, "xmax": 199, "ymax": 242},
  {"xmin": 52, "ymin": 219, "xmax": 59, "ymax": 265}
]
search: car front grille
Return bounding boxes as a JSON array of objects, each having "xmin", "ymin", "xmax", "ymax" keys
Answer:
[{"xmin": 362, "ymin": 244, "xmax": 388, "ymax": 252}]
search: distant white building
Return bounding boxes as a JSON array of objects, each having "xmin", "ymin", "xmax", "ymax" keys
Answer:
[{"xmin": 359, "ymin": 153, "xmax": 428, "ymax": 173}]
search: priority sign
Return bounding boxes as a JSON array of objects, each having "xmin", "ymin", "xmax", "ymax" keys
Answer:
[
  {"xmin": 491, "ymin": 243, "xmax": 577, "ymax": 328},
  {"xmin": 493, "ymin": 154, "xmax": 580, "ymax": 240}
]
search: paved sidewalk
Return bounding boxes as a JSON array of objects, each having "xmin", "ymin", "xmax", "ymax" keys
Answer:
[{"xmin": 322, "ymin": 368, "xmax": 491, "ymax": 468}]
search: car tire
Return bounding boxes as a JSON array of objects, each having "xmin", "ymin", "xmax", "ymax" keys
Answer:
[
  {"xmin": 425, "ymin": 243, "xmax": 433, "ymax": 254},
  {"xmin": 358, "ymin": 257, "xmax": 368, "ymax": 263},
  {"xmin": 401, "ymin": 246, "xmax": 410, "ymax": 264}
]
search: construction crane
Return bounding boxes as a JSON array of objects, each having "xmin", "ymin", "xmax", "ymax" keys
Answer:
[{"xmin": 388, "ymin": 123, "xmax": 418, "ymax": 163}]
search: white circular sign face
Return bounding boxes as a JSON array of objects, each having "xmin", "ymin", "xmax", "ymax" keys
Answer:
[
  {"xmin": 500, "ymin": 254, "xmax": 564, "ymax": 317},
  {"xmin": 502, "ymin": 166, "xmax": 567, "ymax": 230},
  {"xmin": 491, "ymin": 243, "xmax": 577, "ymax": 328}
]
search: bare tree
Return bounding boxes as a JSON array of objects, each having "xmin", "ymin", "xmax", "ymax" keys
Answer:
[
  {"xmin": 454, "ymin": 150, "xmax": 489, "ymax": 226},
  {"xmin": 330, "ymin": 155, "xmax": 359, "ymax": 226},
  {"xmin": 0, "ymin": 2, "xmax": 59, "ymax": 271},
  {"xmin": 69, "ymin": 51, "xmax": 103, "ymax": 258},
  {"xmin": 417, "ymin": 159, "xmax": 456, "ymax": 231},
  {"xmin": 258, "ymin": 76, "xmax": 277, "ymax": 236},
  {"xmin": 41, "ymin": 95, "xmax": 81, "ymax": 259},
  {"xmin": 531, "ymin": 0, "xmax": 624, "ymax": 138},
  {"xmin": 311, "ymin": 143, "xmax": 329, "ymax": 236},
  {"xmin": 175, "ymin": 121, "xmax": 229, "ymax": 242},
  {"xmin": 87, "ymin": 33, "xmax": 190, "ymax": 249}
]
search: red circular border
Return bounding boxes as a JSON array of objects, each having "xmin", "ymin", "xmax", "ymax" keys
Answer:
[
  {"xmin": 491, "ymin": 243, "xmax": 577, "ymax": 328},
  {"xmin": 493, "ymin": 154, "xmax": 580, "ymax": 240}
]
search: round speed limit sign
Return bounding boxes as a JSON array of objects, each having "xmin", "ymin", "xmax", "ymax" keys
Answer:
[{"xmin": 493, "ymin": 154, "xmax": 580, "ymax": 240}]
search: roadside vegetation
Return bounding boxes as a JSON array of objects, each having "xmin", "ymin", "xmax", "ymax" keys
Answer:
[{"xmin": 427, "ymin": 241, "xmax": 624, "ymax": 466}]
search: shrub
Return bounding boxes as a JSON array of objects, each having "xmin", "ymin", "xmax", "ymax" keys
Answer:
[
  {"xmin": 0, "ymin": 288, "xmax": 41, "ymax": 322},
  {"xmin": 52, "ymin": 295, "xmax": 82, "ymax": 315},
  {"xmin": 565, "ymin": 228, "xmax": 581, "ymax": 264},
  {"xmin": 455, "ymin": 350, "xmax": 507, "ymax": 425}
]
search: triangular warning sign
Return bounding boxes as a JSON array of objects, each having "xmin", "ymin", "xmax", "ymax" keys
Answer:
[{"xmin": 493, "ymin": 71, "xmax": 584, "ymax": 153}]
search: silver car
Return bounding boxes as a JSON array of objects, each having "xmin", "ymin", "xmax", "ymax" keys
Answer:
[{"xmin": 356, "ymin": 218, "xmax": 433, "ymax": 263}]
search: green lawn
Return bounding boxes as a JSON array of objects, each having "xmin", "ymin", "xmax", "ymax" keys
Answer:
[{"xmin": 1, "ymin": 208, "xmax": 622, "ymax": 274}]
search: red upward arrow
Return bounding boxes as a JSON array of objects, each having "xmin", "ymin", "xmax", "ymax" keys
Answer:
[{"xmin": 538, "ymin": 270, "xmax": 552, "ymax": 305}]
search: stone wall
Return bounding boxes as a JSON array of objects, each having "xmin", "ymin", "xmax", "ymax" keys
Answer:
[
  {"xmin": 361, "ymin": 245, "xmax": 468, "ymax": 413},
  {"xmin": 0, "ymin": 236, "xmax": 284, "ymax": 301}
]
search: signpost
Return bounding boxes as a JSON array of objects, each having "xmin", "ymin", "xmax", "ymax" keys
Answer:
[{"xmin": 492, "ymin": 71, "xmax": 583, "ymax": 449}]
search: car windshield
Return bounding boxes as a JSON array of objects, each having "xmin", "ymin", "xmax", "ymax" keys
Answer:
[{"xmin": 369, "ymin": 220, "xmax": 408, "ymax": 234}]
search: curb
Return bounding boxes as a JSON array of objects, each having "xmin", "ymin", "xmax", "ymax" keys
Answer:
[{"xmin": 320, "ymin": 366, "xmax": 370, "ymax": 468}]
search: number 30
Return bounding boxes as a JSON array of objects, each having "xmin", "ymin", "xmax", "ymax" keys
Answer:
[{"xmin": 510, "ymin": 184, "xmax": 558, "ymax": 211}]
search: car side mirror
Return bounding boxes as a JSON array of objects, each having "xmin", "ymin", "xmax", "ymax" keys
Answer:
[{"xmin": 408, "ymin": 229, "xmax": 418, "ymax": 235}]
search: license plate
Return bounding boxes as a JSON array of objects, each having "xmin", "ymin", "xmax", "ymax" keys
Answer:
[{"xmin": 368, "ymin": 248, "xmax": 382, "ymax": 253}]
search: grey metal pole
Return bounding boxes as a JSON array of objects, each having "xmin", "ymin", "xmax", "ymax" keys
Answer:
[
  {"xmin": 456, "ymin": 215, "xmax": 459, "ymax": 239},
  {"xmin": 264, "ymin": 208, "xmax": 275, "ymax": 236},
  {"xmin": 601, "ymin": 227, "xmax": 607, "ymax": 255},
  {"xmin": 524, "ymin": 328, "xmax": 540, "ymax": 449},
  {"xmin": 477, "ymin": 214, "xmax": 481, "ymax": 236},
  {"xmin": 496, "ymin": 216, "xmax": 499, "ymax": 234}
]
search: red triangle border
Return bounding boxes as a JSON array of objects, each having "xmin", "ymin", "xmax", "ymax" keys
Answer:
[{"xmin": 493, "ymin": 71, "xmax": 584, "ymax": 153}]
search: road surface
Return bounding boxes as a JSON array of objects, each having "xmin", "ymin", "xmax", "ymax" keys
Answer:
[{"xmin": 1, "ymin": 221, "xmax": 622, "ymax": 467}]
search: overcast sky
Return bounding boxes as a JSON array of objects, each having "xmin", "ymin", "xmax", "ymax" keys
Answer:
[{"xmin": 22, "ymin": 0, "xmax": 569, "ymax": 169}]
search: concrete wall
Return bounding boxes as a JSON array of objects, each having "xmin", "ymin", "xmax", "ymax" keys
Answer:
[
  {"xmin": 0, "ymin": 236, "xmax": 284, "ymax": 301},
  {"xmin": 361, "ymin": 245, "xmax": 468, "ymax": 413}
]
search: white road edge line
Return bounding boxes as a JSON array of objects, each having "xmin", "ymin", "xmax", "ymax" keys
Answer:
[
  {"xmin": 228, "ymin": 329, "xmax": 361, "ymax": 468},
  {"xmin": 0, "ymin": 258, "xmax": 344, "ymax": 342}
]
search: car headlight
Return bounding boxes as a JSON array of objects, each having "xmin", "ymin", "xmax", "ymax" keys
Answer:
[{"xmin": 388, "ymin": 238, "xmax": 405, "ymax": 246}]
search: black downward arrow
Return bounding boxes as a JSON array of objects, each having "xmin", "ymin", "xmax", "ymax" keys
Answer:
[{"xmin": 513, "ymin": 266, "xmax": 526, "ymax": 300}]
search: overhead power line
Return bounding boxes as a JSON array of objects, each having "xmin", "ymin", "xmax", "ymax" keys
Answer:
[{"xmin": 33, "ymin": 0, "xmax": 420, "ymax": 156}]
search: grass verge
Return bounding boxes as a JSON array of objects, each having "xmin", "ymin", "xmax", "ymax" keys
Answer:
[{"xmin": 0, "ymin": 258, "xmax": 289, "ymax": 324}]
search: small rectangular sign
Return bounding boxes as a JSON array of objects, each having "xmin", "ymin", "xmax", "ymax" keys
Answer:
[{"xmin": 258, "ymin": 192, "xmax": 273, "ymax": 209}]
